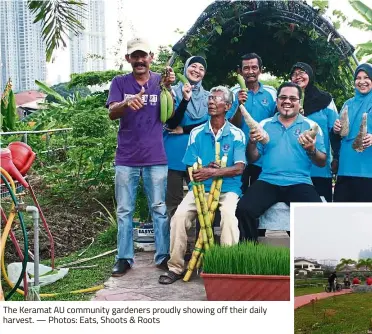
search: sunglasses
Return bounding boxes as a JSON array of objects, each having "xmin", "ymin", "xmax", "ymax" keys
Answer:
[{"xmin": 278, "ymin": 95, "xmax": 300, "ymax": 102}]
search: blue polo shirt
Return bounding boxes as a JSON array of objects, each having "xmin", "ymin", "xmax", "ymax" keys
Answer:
[
  {"xmin": 338, "ymin": 100, "xmax": 372, "ymax": 177},
  {"xmin": 257, "ymin": 113, "xmax": 326, "ymax": 186},
  {"xmin": 163, "ymin": 95, "xmax": 209, "ymax": 171},
  {"xmin": 307, "ymin": 100, "xmax": 338, "ymax": 178},
  {"xmin": 182, "ymin": 121, "xmax": 246, "ymax": 196},
  {"xmin": 226, "ymin": 82, "xmax": 276, "ymax": 167}
]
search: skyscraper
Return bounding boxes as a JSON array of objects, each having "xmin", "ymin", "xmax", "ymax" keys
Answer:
[
  {"xmin": 70, "ymin": 0, "xmax": 106, "ymax": 74},
  {"xmin": 0, "ymin": 1, "xmax": 46, "ymax": 93}
]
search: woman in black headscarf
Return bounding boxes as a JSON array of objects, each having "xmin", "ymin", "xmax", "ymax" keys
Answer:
[{"xmin": 290, "ymin": 62, "xmax": 340, "ymax": 202}]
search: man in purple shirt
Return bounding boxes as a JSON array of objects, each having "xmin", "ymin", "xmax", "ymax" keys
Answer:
[{"xmin": 106, "ymin": 37, "xmax": 175, "ymax": 276}]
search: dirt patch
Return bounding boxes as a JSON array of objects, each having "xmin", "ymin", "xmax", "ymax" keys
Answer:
[{"xmin": 3, "ymin": 174, "xmax": 115, "ymax": 262}]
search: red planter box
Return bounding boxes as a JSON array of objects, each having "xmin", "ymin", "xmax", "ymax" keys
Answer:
[{"xmin": 200, "ymin": 273, "xmax": 290, "ymax": 301}]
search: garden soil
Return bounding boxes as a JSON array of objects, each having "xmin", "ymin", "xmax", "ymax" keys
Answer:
[{"xmin": 4, "ymin": 173, "xmax": 114, "ymax": 262}]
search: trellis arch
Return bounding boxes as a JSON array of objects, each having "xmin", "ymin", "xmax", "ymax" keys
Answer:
[{"xmin": 170, "ymin": 0, "xmax": 358, "ymax": 107}]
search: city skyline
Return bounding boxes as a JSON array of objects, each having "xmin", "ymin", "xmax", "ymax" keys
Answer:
[
  {"xmin": 0, "ymin": 1, "xmax": 46, "ymax": 92},
  {"xmin": 70, "ymin": 0, "xmax": 106, "ymax": 74}
]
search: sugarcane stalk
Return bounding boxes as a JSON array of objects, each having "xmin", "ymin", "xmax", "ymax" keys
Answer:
[
  {"xmin": 196, "ymin": 251, "xmax": 204, "ymax": 271},
  {"xmin": 188, "ymin": 166, "xmax": 208, "ymax": 245},
  {"xmin": 183, "ymin": 231, "xmax": 204, "ymax": 282},
  {"xmin": 196, "ymin": 158, "xmax": 214, "ymax": 247},
  {"xmin": 207, "ymin": 142, "xmax": 220, "ymax": 208}
]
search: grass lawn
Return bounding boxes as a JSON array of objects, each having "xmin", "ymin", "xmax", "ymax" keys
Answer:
[
  {"xmin": 295, "ymin": 293, "xmax": 372, "ymax": 333},
  {"xmin": 295, "ymin": 286, "xmax": 324, "ymax": 296},
  {"xmin": 2, "ymin": 236, "xmax": 115, "ymax": 301}
]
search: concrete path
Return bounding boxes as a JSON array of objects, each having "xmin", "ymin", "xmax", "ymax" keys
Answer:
[
  {"xmin": 92, "ymin": 252, "xmax": 206, "ymax": 301},
  {"xmin": 294, "ymin": 290, "xmax": 352, "ymax": 309}
]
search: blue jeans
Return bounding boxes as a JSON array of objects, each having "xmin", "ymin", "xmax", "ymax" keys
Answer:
[{"xmin": 115, "ymin": 165, "xmax": 169, "ymax": 265}]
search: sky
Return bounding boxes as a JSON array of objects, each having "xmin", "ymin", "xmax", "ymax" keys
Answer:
[
  {"xmin": 293, "ymin": 205, "xmax": 372, "ymax": 263},
  {"xmin": 46, "ymin": 0, "xmax": 372, "ymax": 84}
]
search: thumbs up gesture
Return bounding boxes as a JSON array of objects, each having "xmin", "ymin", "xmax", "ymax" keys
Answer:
[{"xmin": 127, "ymin": 86, "xmax": 145, "ymax": 111}]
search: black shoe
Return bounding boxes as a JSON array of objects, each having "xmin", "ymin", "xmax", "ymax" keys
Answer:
[
  {"xmin": 156, "ymin": 255, "xmax": 170, "ymax": 271},
  {"xmin": 112, "ymin": 259, "xmax": 131, "ymax": 277}
]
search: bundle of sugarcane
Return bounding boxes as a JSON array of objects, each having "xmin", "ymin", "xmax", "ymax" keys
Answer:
[
  {"xmin": 352, "ymin": 113, "xmax": 367, "ymax": 153},
  {"xmin": 183, "ymin": 153, "xmax": 228, "ymax": 282}
]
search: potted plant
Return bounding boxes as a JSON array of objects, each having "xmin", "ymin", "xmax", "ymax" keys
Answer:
[{"xmin": 200, "ymin": 241, "xmax": 290, "ymax": 301}]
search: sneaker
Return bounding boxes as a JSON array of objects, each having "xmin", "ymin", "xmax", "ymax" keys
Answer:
[{"xmin": 112, "ymin": 259, "xmax": 131, "ymax": 277}]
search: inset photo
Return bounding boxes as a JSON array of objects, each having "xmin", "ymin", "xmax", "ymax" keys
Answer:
[{"xmin": 293, "ymin": 204, "xmax": 372, "ymax": 334}]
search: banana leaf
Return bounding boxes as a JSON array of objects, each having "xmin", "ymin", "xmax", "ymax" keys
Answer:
[
  {"xmin": 349, "ymin": 0, "xmax": 372, "ymax": 24},
  {"xmin": 35, "ymin": 80, "xmax": 67, "ymax": 105}
]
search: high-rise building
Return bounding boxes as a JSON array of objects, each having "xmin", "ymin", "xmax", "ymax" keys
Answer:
[
  {"xmin": 70, "ymin": 0, "xmax": 106, "ymax": 74},
  {"xmin": 0, "ymin": 1, "xmax": 46, "ymax": 93}
]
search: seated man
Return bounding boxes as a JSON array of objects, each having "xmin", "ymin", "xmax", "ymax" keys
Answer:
[
  {"xmin": 159, "ymin": 86, "xmax": 246, "ymax": 284},
  {"xmin": 236, "ymin": 82, "xmax": 326, "ymax": 241}
]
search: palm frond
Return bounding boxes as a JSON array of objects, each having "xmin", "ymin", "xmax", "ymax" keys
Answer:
[{"xmin": 27, "ymin": 0, "xmax": 87, "ymax": 62}]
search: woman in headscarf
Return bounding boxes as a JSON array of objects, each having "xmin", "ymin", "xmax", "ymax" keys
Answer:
[
  {"xmin": 333, "ymin": 63, "xmax": 372, "ymax": 202},
  {"xmin": 290, "ymin": 62, "xmax": 340, "ymax": 202},
  {"xmin": 163, "ymin": 56, "xmax": 209, "ymax": 218}
]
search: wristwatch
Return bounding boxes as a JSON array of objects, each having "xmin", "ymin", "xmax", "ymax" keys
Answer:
[{"xmin": 306, "ymin": 148, "xmax": 317, "ymax": 157}]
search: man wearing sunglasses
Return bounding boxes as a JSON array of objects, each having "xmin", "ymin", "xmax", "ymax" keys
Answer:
[
  {"xmin": 159, "ymin": 86, "xmax": 246, "ymax": 284},
  {"xmin": 236, "ymin": 82, "xmax": 326, "ymax": 241}
]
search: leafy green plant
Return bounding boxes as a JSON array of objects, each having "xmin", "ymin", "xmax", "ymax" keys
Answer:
[
  {"xmin": 1, "ymin": 80, "xmax": 19, "ymax": 132},
  {"xmin": 203, "ymin": 242, "xmax": 290, "ymax": 276},
  {"xmin": 349, "ymin": 0, "xmax": 372, "ymax": 61}
]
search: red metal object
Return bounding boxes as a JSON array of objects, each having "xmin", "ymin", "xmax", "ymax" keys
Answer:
[
  {"xmin": 0, "ymin": 208, "xmax": 28, "ymax": 298},
  {"xmin": 0, "ymin": 149, "xmax": 29, "ymax": 188},
  {"xmin": 8, "ymin": 142, "xmax": 36, "ymax": 176},
  {"xmin": 200, "ymin": 273, "xmax": 290, "ymax": 301}
]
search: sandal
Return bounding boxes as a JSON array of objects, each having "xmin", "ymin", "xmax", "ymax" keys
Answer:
[{"xmin": 158, "ymin": 270, "xmax": 183, "ymax": 285}]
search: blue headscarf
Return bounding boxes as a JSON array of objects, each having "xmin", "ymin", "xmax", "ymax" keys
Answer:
[
  {"xmin": 346, "ymin": 63, "xmax": 372, "ymax": 141},
  {"xmin": 173, "ymin": 56, "xmax": 209, "ymax": 120}
]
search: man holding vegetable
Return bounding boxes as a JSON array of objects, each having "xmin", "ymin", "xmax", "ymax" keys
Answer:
[
  {"xmin": 236, "ymin": 82, "xmax": 326, "ymax": 242},
  {"xmin": 227, "ymin": 53, "xmax": 277, "ymax": 192},
  {"xmin": 106, "ymin": 37, "xmax": 175, "ymax": 277}
]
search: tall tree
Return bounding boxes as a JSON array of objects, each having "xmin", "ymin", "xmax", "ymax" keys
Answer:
[{"xmin": 27, "ymin": 0, "xmax": 87, "ymax": 62}]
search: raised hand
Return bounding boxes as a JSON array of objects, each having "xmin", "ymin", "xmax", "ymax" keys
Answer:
[{"xmin": 127, "ymin": 86, "xmax": 145, "ymax": 111}]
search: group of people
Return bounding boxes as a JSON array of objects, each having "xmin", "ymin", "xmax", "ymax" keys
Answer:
[{"xmin": 106, "ymin": 37, "xmax": 372, "ymax": 283}]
